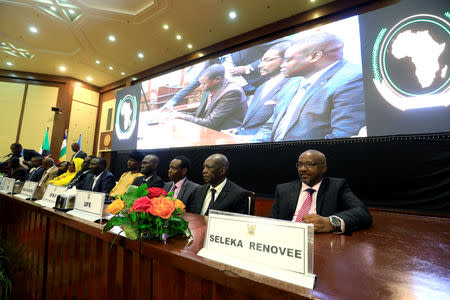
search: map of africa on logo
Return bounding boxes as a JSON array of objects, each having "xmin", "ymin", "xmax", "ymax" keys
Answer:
[{"xmin": 391, "ymin": 30, "xmax": 447, "ymax": 88}]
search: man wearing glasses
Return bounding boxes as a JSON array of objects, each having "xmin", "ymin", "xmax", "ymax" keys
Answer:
[{"xmin": 270, "ymin": 149, "xmax": 372, "ymax": 234}]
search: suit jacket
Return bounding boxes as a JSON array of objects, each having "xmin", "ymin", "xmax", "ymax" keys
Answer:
[
  {"xmin": 179, "ymin": 79, "xmax": 247, "ymax": 131},
  {"xmin": 132, "ymin": 175, "xmax": 164, "ymax": 189},
  {"xmin": 80, "ymin": 170, "xmax": 116, "ymax": 194},
  {"xmin": 8, "ymin": 167, "xmax": 27, "ymax": 182},
  {"xmin": 27, "ymin": 166, "xmax": 45, "ymax": 182},
  {"xmin": 186, "ymin": 179, "xmax": 248, "ymax": 215},
  {"xmin": 38, "ymin": 166, "xmax": 59, "ymax": 190},
  {"xmin": 163, "ymin": 178, "xmax": 199, "ymax": 204},
  {"xmin": 270, "ymin": 177, "xmax": 372, "ymax": 234},
  {"xmin": 68, "ymin": 170, "xmax": 91, "ymax": 189},
  {"xmin": 21, "ymin": 149, "xmax": 42, "ymax": 162},
  {"xmin": 238, "ymin": 77, "xmax": 290, "ymax": 135},
  {"xmin": 253, "ymin": 60, "xmax": 365, "ymax": 142},
  {"xmin": 71, "ymin": 150, "xmax": 87, "ymax": 160}
]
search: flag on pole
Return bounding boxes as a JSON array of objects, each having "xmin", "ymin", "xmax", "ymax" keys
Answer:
[
  {"xmin": 58, "ymin": 130, "xmax": 67, "ymax": 162},
  {"xmin": 39, "ymin": 127, "xmax": 51, "ymax": 157},
  {"xmin": 78, "ymin": 133, "xmax": 82, "ymax": 149}
]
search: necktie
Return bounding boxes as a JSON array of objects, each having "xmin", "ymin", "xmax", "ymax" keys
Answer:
[
  {"xmin": 169, "ymin": 183, "xmax": 177, "ymax": 197},
  {"xmin": 295, "ymin": 188, "xmax": 315, "ymax": 222},
  {"xmin": 206, "ymin": 93, "xmax": 213, "ymax": 109},
  {"xmin": 206, "ymin": 188, "xmax": 216, "ymax": 215}
]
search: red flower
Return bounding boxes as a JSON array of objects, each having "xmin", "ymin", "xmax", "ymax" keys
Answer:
[
  {"xmin": 146, "ymin": 187, "xmax": 167, "ymax": 199},
  {"xmin": 131, "ymin": 196, "xmax": 152, "ymax": 213}
]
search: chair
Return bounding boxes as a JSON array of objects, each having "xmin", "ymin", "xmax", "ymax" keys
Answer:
[{"xmin": 248, "ymin": 191, "xmax": 255, "ymax": 215}]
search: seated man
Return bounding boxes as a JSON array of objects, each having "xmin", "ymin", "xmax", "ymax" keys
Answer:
[
  {"xmin": 163, "ymin": 156, "xmax": 199, "ymax": 204},
  {"xmin": 186, "ymin": 153, "xmax": 248, "ymax": 215},
  {"xmin": 6, "ymin": 157, "xmax": 27, "ymax": 182},
  {"xmin": 131, "ymin": 154, "xmax": 164, "ymax": 188},
  {"xmin": 56, "ymin": 161, "xmax": 69, "ymax": 176},
  {"xmin": 109, "ymin": 152, "xmax": 143, "ymax": 197},
  {"xmin": 174, "ymin": 64, "xmax": 248, "ymax": 131},
  {"xmin": 26, "ymin": 156, "xmax": 45, "ymax": 182},
  {"xmin": 79, "ymin": 157, "xmax": 115, "ymax": 195},
  {"xmin": 270, "ymin": 149, "xmax": 372, "ymax": 234},
  {"xmin": 38, "ymin": 158, "xmax": 59, "ymax": 191},
  {"xmin": 48, "ymin": 158, "xmax": 83, "ymax": 186},
  {"xmin": 67, "ymin": 155, "xmax": 95, "ymax": 189}
]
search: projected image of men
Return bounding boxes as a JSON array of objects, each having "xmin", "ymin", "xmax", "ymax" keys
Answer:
[
  {"xmin": 253, "ymin": 32, "xmax": 366, "ymax": 142},
  {"xmin": 175, "ymin": 64, "xmax": 247, "ymax": 131}
]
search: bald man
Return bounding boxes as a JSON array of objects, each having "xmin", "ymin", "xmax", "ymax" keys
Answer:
[
  {"xmin": 186, "ymin": 154, "xmax": 248, "ymax": 216},
  {"xmin": 253, "ymin": 32, "xmax": 365, "ymax": 142},
  {"xmin": 270, "ymin": 150, "xmax": 372, "ymax": 234},
  {"xmin": 131, "ymin": 154, "xmax": 164, "ymax": 188}
]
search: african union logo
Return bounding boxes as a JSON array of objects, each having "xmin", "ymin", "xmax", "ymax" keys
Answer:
[
  {"xmin": 115, "ymin": 94, "xmax": 138, "ymax": 140},
  {"xmin": 372, "ymin": 13, "xmax": 450, "ymax": 111}
]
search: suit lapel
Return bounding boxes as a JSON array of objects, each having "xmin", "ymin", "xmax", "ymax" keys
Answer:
[
  {"xmin": 204, "ymin": 80, "xmax": 229, "ymax": 115},
  {"xmin": 316, "ymin": 178, "xmax": 328, "ymax": 215},
  {"xmin": 284, "ymin": 60, "xmax": 345, "ymax": 134},
  {"xmin": 93, "ymin": 171, "xmax": 105, "ymax": 191},
  {"xmin": 198, "ymin": 185, "xmax": 209, "ymax": 212},
  {"xmin": 212, "ymin": 181, "xmax": 229, "ymax": 209},
  {"xmin": 243, "ymin": 82, "xmax": 265, "ymax": 123},
  {"xmin": 288, "ymin": 180, "xmax": 302, "ymax": 218},
  {"xmin": 177, "ymin": 180, "xmax": 187, "ymax": 199}
]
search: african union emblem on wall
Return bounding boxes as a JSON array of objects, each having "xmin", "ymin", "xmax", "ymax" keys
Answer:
[
  {"xmin": 115, "ymin": 94, "xmax": 138, "ymax": 140},
  {"xmin": 372, "ymin": 13, "xmax": 450, "ymax": 111}
]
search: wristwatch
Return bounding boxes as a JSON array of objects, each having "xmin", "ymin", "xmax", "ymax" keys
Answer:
[{"xmin": 329, "ymin": 216, "xmax": 341, "ymax": 232}]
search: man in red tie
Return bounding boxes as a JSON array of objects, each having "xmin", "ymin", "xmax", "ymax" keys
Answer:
[{"xmin": 270, "ymin": 149, "xmax": 372, "ymax": 234}]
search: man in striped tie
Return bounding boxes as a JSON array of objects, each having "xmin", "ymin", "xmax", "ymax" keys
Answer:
[{"xmin": 269, "ymin": 149, "xmax": 372, "ymax": 234}]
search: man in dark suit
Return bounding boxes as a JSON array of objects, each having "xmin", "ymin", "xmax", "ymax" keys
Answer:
[
  {"xmin": 6, "ymin": 157, "xmax": 27, "ymax": 182},
  {"xmin": 67, "ymin": 155, "xmax": 95, "ymax": 189},
  {"xmin": 253, "ymin": 32, "xmax": 365, "ymax": 142},
  {"xmin": 175, "ymin": 64, "xmax": 247, "ymax": 131},
  {"xmin": 186, "ymin": 154, "xmax": 248, "ymax": 215},
  {"xmin": 26, "ymin": 156, "xmax": 45, "ymax": 182},
  {"xmin": 79, "ymin": 157, "xmax": 115, "ymax": 195},
  {"xmin": 270, "ymin": 150, "xmax": 372, "ymax": 234},
  {"xmin": 163, "ymin": 156, "xmax": 199, "ymax": 204},
  {"xmin": 131, "ymin": 154, "xmax": 164, "ymax": 188},
  {"xmin": 2, "ymin": 143, "xmax": 42, "ymax": 170},
  {"xmin": 237, "ymin": 41, "xmax": 292, "ymax": 135},
  {"xmin": 70, "ymin": 142, "xmax": 87, "ymax": 161}
]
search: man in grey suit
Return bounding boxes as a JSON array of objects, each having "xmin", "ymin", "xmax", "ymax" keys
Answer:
[
  {"xmin": 175, "ymin": 64, "xmax": 247, "ymax": 131},
  {"xmin": 163, "ymin": 156, "xmax": 199, "ymax": 204},
  {"xmin": 237, "ymin": 41, "xmax": 292, "ymax": 135},
  {"xmin": 186, "ymin": 154, "xmax": 248, "ymax": 216},
  {"xmin": 253, "ymin": 32, "xmax": 366, "ymax": 142},
  {"xmin": 270, "ymin": 150, "xmax": 372, "ymax": 234}
]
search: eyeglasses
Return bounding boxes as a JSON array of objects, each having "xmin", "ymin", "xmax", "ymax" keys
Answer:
[{"xmin": 296, "ymin": 162, "xmax": 321, "ymax": 169}]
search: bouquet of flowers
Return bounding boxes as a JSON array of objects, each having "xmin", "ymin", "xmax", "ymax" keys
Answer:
[{"xmin": 102, "ymin": 184, "xmax": 191, "ymax": 243}]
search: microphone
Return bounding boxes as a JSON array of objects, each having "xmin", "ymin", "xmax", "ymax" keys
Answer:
[{"xmin": 3, "ymin": 153, "xmax": 12, "ymax": 158}]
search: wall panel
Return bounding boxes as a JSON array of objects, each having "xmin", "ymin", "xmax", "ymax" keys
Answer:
[
  {"xmin": 0, "ymin": 81, "xmax": 25, "ymax": 155},
  {"xmin": 19, "ymin": 84, "xmax": 58, "ymax": 151},
  {"xmin": 67, "ymin": 101, "xmax": 97, "ymax": 158}
]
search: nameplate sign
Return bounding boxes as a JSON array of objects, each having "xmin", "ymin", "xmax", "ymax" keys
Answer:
[
  {"xmin": 15, "ymin": 181, "xmax": 39, "ymax": 200},
  {"xmin": 67, "ymin": 190, "xmax": 105, "ymax": 222},
  {"xmin": 0, "ymin": 178, "xmax": 15, "ymax": 194},
  {"xmin": 0, "ymin": 176, "xmax": 4, "ymax": 190},
  {"xmin": 35, "ymin": 184, "xmax": 67, "ymax": 208},
  {"xmin": 198, "ymin": 210, "xmax": 315, "ymax": 290}
]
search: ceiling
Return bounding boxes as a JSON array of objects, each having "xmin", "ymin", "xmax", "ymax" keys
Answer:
[{"xmin": 0, "ymin": 0, "xmax": 333, "ymax": 87}]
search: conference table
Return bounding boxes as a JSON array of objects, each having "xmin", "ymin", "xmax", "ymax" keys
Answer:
[{"xmin": 0, "ymin": 193, "xmax": 449, "ymax": 300}]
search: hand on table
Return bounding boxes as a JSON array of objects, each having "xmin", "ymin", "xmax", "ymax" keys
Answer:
[{"xmin": 302, "ymin": 214, "xmax": 333, "ymax": 233}]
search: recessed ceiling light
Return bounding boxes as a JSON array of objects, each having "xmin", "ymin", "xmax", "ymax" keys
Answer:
[
  {"xmin": 121, "ymin": 72, "xmax": 125, "ymax": 75},
  {"xmin": 109, "ymin": 66, "xmax": 113, "ymax": 70},
  {"xmin": 132, "ymin": 77, "xmax": 137, "ymax": 81},
  {"xmin": 68, "ymin": 9, "xmax": 75, "ymax": 15},
  {"xmin": 59, "ymin": 66, "xmax": 66, "ymax": 72},
  {"xmin": 310, "ymin": 0, "xmax": 316, "ymax": 2},
  {"xmin": 29, "ymin": 26, "xmax": 38, "ymax": 34},
  {"xmin": 6, "ymin": 62, "xmax": 13, "ymax": 66},
  {"xmin": 108, "ymin": 35, "xmax": 116, "ymax": 42},
  {"xmin": 95, "ymin": 60, "xmax": 100, "ymax": 64},
  {"xmin": 176, "ymin": 34, "xmax": 182, "ymax": 40},
  {"xmin": 228, "ymin": 11, "xmax": 237, "ymax": 20},
  {"xmin": 138, "ymin": 52, "xmax": 144, "ymax": 58},
  {"xmin": 163, "ymin": 24, "xmax": 169, "ymax": 30},
  {"xmin": 1, "ymin": 42, "xmax": 6, "ymax": 45},
  {"xmin": 50, "ymin": 6, "xmax": 56, "ymax": 11},
  {"xmin": 198, "ymin": 52, "xmax": 204, "ymax": 57},
  {"xmin": 187, "ymin": 44, "xmax": 192, "ymax": 49},
  {"xmin": 25, "ymin": 52, "xmax": 29, "ymax": 55},
  {"xmin": 87, "ymin": 76, "xmax": 92, "ymax": 81}
]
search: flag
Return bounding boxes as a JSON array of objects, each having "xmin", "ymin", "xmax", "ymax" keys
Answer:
[
  {"xmin": 78, "ymin": 133, "xmax": 82, "ymax": 149},
  {"xmin": 39, "ymin": 127, "xmax": 51, "ymax": 157},
  {"xmin": 58, "ymin": 130, "xmax": 67, "ymax": 162}
]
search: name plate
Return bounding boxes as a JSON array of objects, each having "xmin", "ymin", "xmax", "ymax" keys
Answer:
[
  {"xmin": 0, "ymin": 176, "xmax": 4, "ymax": 190},
  {"xmin": 0, "ymin": 178, "xmax": 15, "ymax": 194},
  {"xmin": 15, "ymin": 181, "xmax": 38, "ymax": 199},
  {"xmin": 35, "ymin": 184, "xmax": 67, "ymax": 208},
  {"xmin": 198, "ymin": 210, "xmax": 315, "ymax": 289},
  {"xmin": 67, "ymin": 190, "xmax": 105, "ymax": 222}
]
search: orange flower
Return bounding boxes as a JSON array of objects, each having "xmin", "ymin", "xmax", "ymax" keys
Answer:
[
  {"xmin": 148, "ymin": 196, "xmax": 175, "ymax": 219},
  {"xmin": 173, "ymin": 199, "xmax": 185, "ymax": 212},
  {"xmin": 105, "ymin": 198, "xmax": 125, "ymax": 215}
]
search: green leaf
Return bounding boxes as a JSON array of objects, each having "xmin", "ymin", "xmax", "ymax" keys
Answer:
[
  {"xmin": 103, "ymin": 216, "xmax": 127, "ymax": 233},
  {"xmin": 123, "ymin": 224, "xmax": 140, "ymax": 240},
  {"xmin": 119, "ymin": 183, "xmax": 149, "ymax": 208},
  {"xmin": 131, "ymin": 212, "xmax": 137, "ymax": 223}
]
